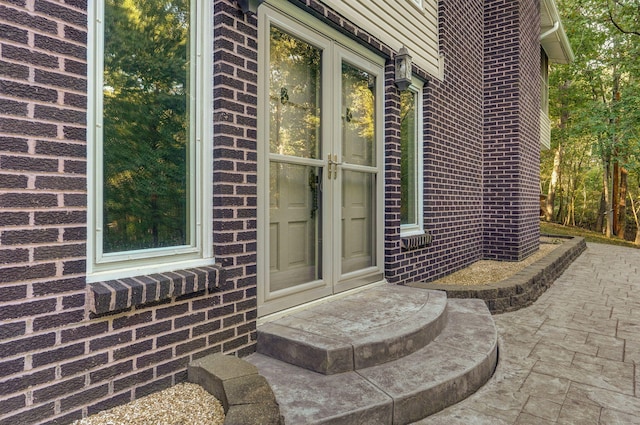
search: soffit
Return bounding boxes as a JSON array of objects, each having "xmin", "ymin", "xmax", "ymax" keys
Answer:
[{"xmin": 540, "ymin": 0, "xmax": 575, "ymax": 64}]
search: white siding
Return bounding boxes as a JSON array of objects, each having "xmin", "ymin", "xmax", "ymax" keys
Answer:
[
  {"xmin": 540, "ymin": 110, "xmax": 551, "ymax": 150},
  {"xmin": 323, "ymin": 0, "xmax": 441, "ymax": 78}
]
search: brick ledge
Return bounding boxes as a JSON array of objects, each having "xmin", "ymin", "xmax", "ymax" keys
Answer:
[
  {"xmin": 409, "ymin": 235, "xmax": 587, "ymax": 314},
  {"xmin": 88, "ymin": 265, "xmax": 225, "ymax": 315}
]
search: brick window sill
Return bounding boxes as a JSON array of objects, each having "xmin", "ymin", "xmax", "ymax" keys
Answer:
[
  {"xmin": 401, "ymin": 233, "xmax": 433, "ymax": 251},
  {"xmin": 88, "ymin": 265, "xmax": 225, "ymax": 315}
]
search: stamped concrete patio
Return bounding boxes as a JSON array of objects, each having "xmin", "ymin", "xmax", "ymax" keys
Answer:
[{"xmin": 418, "ymin": 242, "xmax": 640, "ymax": 424}]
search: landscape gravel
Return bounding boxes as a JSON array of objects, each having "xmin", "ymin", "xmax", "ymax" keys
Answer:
[
  {"xmin": 430, "ymin": 238, "xmax": 561, "ymax": 285},
  {"xmin": 70, "ymin": 382, "xmax": 224, "ymax": 425}
]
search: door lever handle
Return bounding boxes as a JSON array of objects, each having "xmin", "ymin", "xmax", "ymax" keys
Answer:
[{"xmin": 328, "ymin": 154, "xmax": 342, "ymax": 179}]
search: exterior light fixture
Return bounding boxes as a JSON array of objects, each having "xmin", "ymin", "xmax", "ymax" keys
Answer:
[
  {"xmin": 394, "ymin": 46, "xmax": 413, "ymax": 91},
  {"xmin": 238, "ymin": 0, "xmax": 265, "ymax": 14}
]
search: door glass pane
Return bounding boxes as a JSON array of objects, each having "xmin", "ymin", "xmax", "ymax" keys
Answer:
[
  {"xmin": 269, "ymin": 26, "xmax": 322, "ymax": 159},
  {"xmin": 341, "ymin": 170, "xmax": 375, "ymax": 274},
  {"xmin": 400, "ymin": 90, "xmax": 416, "ymax": 225},
  {"xmin": 341, "ymin": 62, "xmax": 375, "ymax": 167},
  {"xmin": 103, "ymin": 0, "xmax": 191, "ymax": 252},
  {"xmin": 270, "ymin": 163, "xmax": 322, "ymax": 291}
]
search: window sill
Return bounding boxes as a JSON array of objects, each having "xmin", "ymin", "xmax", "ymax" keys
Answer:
[
  {"xmin": 401, "ymin": 232, "xmax": 432, "ymax": 251},
  {"xmin": 88, "ymin": 264, "xmax": 225, "ymax": 315}
]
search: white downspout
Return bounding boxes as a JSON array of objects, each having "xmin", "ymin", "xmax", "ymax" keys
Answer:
[
  {"xmin": 540, "ymin": 18, "xmax": 560, "ymax": 40},
  {"xmin": 540, "ymin": 20, "xmax": 559, "ymax": 40}
]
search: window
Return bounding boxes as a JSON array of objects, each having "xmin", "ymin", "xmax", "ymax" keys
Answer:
[
  {"xmin": 87, "ymin": 0, "xmax": 211, "ymax": 281},
  {"xmin": 540, "ymin": 48, "xmax": 550, "ymax": 114},
  {"xmin": 400, "ymin": 79, "xmax": 424, "ymax": 236}
]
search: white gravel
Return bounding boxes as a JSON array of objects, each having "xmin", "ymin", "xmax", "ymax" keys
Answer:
[
  {"xmin": 431, "ymin": 240, "xmax": 561, "ymax": 286},
  {"xmin": 70, "ymin": 382, "xmax": 225, "ymax": 425}
]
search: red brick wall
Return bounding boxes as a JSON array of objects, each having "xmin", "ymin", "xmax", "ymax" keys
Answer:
[{"xmin": 0, "ymin": 1, "xmax": 258, "ymax": 424}]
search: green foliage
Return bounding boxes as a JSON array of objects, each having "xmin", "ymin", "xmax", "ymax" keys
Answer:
[
  {"xmin": 102, "ymin": 0, "xmax": 191, "ymax": 252},
  {"xmin": 541, "ymin": 221, "xmax": 639, "ymax": 248},
  {"xmin": 542, "ymin": 0, "xmax": 640, "ymax": 241}
]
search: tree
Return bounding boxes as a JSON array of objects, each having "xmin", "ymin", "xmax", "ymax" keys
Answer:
[
  {"xmin": 542, "ymin": 0, "xmax": 640, "ymax": 242},
  {"xmin": 607, "ymin": 0, "xmax": 640, "ymax": 36}
]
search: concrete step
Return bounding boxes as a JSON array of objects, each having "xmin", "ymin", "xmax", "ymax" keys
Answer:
[
  {"xmin": 256, "ymin": 285, "xmax": 448, "ymax": 374},
  {"xmin": 247, "ymin": 297, "xmax": 498, "ymax": 425}
]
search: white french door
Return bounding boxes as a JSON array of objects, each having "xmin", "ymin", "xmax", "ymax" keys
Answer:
[{"xmin": 257, "ymin": 5, "xmax": 385, "ymax": 316}]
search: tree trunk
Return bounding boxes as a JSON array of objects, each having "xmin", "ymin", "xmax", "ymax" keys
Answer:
[
  {"xmin": 545, "ymin": 145, "xmax": 562, "ymax": 221},
  {"xmin": 596, "ymin": 191, "xmax": 606, "ymax": 232},
  {"xmin": 628, "ymin": 190, "xmax": 640, "ymax": 246},
  {"xmin": 613, "ymin": 160, "xmax": 619, "ymax": 234},
  {"xmin": 617, "ymin": 167, "xmax": 628, "ymax": 239},
  {"xmin": 603, "ymin": 161, "xmax": 613, "ymax": 238}
]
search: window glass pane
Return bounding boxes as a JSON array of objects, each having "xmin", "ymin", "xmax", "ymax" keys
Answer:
[
  {"xmin": 102, "ymin": 0, "xmax": 191, "ymax": 253},
  {"xmin": 400, "ymin": 90, "xmax": 416, "ymax": 225},
  {"xmin": 269, "ymin": 27, "xmax": 322, "ymax": 159},
  {"xmin": 341, "ymin": 62, "xmax": 376, "ymax": 167}
]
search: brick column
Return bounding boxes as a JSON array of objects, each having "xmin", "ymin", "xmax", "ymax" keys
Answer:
[{"xmin": 483, "ymin": 0, "xmax": 541, "ymax": 261}]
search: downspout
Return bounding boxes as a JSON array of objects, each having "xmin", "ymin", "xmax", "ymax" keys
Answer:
[{"xmin": 540, "ymin": 20, "xmax": 559, "ymax": 40}]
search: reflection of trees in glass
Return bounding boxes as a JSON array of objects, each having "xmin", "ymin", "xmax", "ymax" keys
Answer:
[
  {"xmin": 103, "ymin": 0, "xmax": 190, "ymax": 253},
  {"xmin": 400, "ymin": 90, "xmax": 416, "ymax": 225},
  {"xmin": 342, "ymin": 63, "xmax": 375, "ymax": 166},
  {"xmin": 269, "ymin": 27, "xmax": 321, "ymax": 159}
]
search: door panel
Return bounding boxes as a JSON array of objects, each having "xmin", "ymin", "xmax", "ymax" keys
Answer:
[
  {"xmin": 269, "ymin": 162, "xmax": 321, "ymax": 292},
  {"xmin": 264, "ymin": 24, "xmax": 327, "ymax": 306},
  {"xmin": 341, "ymin": 170, "xmax": 375, "ymax": 274},
  {"xmin": 258, "ymin": 7, "xmax": 384, "ymax": 316},
  {"xmin": 334, "ymin": 53, "xmax": 381, "ymax": 291}
]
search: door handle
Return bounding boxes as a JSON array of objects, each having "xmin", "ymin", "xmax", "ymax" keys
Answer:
[{"xmin": 327, "ymin": 154, "xmax": 342, "ymax": 180}]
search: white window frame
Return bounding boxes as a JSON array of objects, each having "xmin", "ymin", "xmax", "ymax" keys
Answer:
[
  {"xmin": 87, "ymin": 0, "xmax": 213, "ymax": 282},
  {"xmin": 400, "ymin": 78, "xmax": 424, "ymax": 237}
]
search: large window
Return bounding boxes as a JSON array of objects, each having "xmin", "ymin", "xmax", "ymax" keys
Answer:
[
  {"xmin": 88, "ymin": 0, "xmax": 211, "ymax": 280},
  {"xmin": 400, "ymin": 80, "xmax": 424, "ymax": 236}
]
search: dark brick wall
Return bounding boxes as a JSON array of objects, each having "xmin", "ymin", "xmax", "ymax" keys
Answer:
[
  {"xmin": 483, "ymin": 0, "xmax": 541, "ymax": 260},
  {"xmin": 385, "ymin": 0, "xmax": 485, "ymax": 284},
  {"xmin": 518, "ymin": 0, "xmax": 543, "ymax": 259},
  {"xmin": 0, "ymin": 1, "xmax": 257, "ymax": 424},
  {"xmin": 1, "ymin": 0, "xmax": 544, "ymax": 422}
]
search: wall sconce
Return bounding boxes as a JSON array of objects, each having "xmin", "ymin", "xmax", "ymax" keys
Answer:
[
  {"xmin": 238, "ymin": 0, "xmax": 265, "ymax": 14},
  {"xmin": 394, "ymin": 46, "xmax": 412, "ymax": 91}
]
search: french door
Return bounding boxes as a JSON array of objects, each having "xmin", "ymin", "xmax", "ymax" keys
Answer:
[{"xmin": 257, "ymin": 6, "xmax": 385, "ymax": 316}]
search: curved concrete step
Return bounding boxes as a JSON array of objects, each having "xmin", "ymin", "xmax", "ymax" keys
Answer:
[
  {"xmin": 247, "ymin": 296, "xmax": 498, "ymax": 425},
  {"xmin": 256, "ymin": 286, "xmax": 448, "ymax": 374}
]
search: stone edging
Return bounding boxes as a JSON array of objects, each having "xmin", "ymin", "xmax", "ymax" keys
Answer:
[
  {"xmin": 188, "ymin": 354, "xmax": 284, "ymax": 425},
  {"xmin": 409, "ymin": 235, "xmax": 587, "ymax": 314}
]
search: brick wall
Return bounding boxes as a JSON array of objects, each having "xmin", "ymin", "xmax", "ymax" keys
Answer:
[
  {"xmin": 0, "ymin": 1, "xmax": 257, "ymax": 424},
  {"xmin": 518, "ymin": 0, "xmax": 543, "ymax": 259},
  {"xmin": 483, "ymin": 0, "xmax": 541, "ymax": 260},
  {"xmin": 385, "ymin": 0, "xmax": 486, "ymax": 284},
  {"xmin": 1, "ymin": 0, "xmax": 544, "ymax": 421}
]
